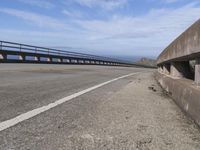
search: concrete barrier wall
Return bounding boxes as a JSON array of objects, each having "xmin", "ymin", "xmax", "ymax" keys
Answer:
[
  {"xmin": 155, "ymin": 72, "xmax": 200, "ymax": 126},
  {"xmin": 157, "ymin": 19, "xmax": 200, "ymax": 64},
  {"xmin": 156, "ymin": 19, "xmax": 200, "ymax": 126},
  {"xmin": 157, "ymin": 19, "xmax": 200, "ymax": 85}
]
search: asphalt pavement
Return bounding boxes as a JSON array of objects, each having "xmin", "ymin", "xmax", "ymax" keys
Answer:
[
  {"xmin": 0, "ymin": 64, "xmax": 199, "ymax": 150},
  {"xmin": 0, "ymin": 64, "xmax": 146, "ymax": 122}
]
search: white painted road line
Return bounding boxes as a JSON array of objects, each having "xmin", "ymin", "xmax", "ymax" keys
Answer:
[{"xmin": 0, "ymin": 72, "xmax": 141, "ymax": 132}]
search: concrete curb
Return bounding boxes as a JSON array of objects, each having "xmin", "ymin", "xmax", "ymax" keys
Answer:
[{"xmin": 155, "ymin": 72, "xmax": 200, "ymax": 127}]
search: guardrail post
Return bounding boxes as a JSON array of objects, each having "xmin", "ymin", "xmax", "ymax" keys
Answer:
[
  {"xmin": 19, "ymin": 55, "xmax": 25, "ymax": 61},
  {"xmin": 0, "ymin": 42, "xmax": 5, "ymax": 60},
  {"xmin": 58, "ymin": 58, "xmax": 62, "ymax": 63},
  {"xmin": 47, "ymin": 57, "xmax": 52, "ymax": 62},
  {"xmin": 195, "ymin": 58, "xmax": 200, "ymax": 86},
  {"xmin": 163, "ymin": 64, "xmax": 170, "ymax": 75},
  {"xmin": 20, "ymin": 44, "xmax": 22, "ymax": 52},
  {"xmin": 170, "ymin": 61, "xmax": 193, "ymax": 79},
  {"xmin": 0, "ymin": 41, "xmax": 2, "ymax": 50},
  {"xmin": 34, "ymin": 56, "xmax": 39, "ymax": 61},
  {"xmin": 0, "ymin": 53, "xmax": 5, "ymax": 60},
  {"xmin": 161, "ymin": 65, "xmax": 164, "ymax": 73},
  {"xmin": 0, "ymin": 54, "xmax": 3, "ymax": 59},
  {"xmin": 158, "ymin": 65, "xmax": 163, "ymax": 73},
  {"xmin": 170, "ymin": 62, "xmax": 183, "ymax": 78}
]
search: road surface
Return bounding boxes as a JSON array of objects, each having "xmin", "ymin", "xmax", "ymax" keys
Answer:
[{"xmin": 0, "ymin": 64, "xmax": 200, "ymax": 150}]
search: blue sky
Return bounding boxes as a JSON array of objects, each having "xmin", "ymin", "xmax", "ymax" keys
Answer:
[{"xmin": 0, "ymin": 0, "xmax": 200, "ymax": 58}]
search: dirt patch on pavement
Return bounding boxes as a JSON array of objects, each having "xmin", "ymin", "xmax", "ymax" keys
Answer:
[{"xmin": 65, "ymin": 72, "xmax": 200, "ymax": 150}]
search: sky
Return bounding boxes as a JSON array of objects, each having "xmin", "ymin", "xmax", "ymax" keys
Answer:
[{"xmin": 0, "ymin": 0, "xmax": 200, "ymax": 59}]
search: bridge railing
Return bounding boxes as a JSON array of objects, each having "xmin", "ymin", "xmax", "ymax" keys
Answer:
[
  {"xmin": 156, "ymin": 19, "xmax": 200, "ymax": 127},
  {"xmin": 157, "ymin": 19, "xmax": 200, "ymax": 85},
  {"xmin": 0, "ymin": 40, "xmax": 132, "ymax": 66}
]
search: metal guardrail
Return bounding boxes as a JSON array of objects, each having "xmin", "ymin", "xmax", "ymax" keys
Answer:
[{"xmin": 0, "ymin": 40, "xmax": 133, "ymax": 65}]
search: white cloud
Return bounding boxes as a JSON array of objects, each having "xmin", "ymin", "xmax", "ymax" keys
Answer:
[
  {"xmin": 150, "ymin": 0, "xmax": 181, "ymax": 4},
  {"xmin": 71, "ymin": 0, "xmax": 128, "ymax": 10},
  {"xmin": 62, "ymin": 9, "xmax": 83, "ymax": 18},
  {"xmin": 0, "ymin": 8, "xmax": 74, "ymax": 31},
  {"xmin": 74, "ymin": 3, "xmax": 200, "ymax": 49},
  {"xmin": 18, "ymin": 0, "xmax": 55, "ymax": 9},
  {"xmin": 163, "ymin": 0, "xmax": 180, "ymax": 3},
  {"xmin": 0, "ymin": 29, "xmax": 79, "ymax": 45}
]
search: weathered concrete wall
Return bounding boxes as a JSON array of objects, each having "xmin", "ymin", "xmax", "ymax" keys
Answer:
[
  {"xmin": 155, "ymin": 72, "xmax": 200, "ymax": 126},
  {"xmin": 156, "ymin": 19, "xmax": 200, "ymax": 126},
  {"xmin": 157, "ymin": 19, "xmax": 200, "ymax": 64}
]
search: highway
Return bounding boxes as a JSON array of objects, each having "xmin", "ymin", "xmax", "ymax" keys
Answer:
[
  {"xmin": 0, "ymin": 64, "xmax": 200, "ymax": 150},
  {"xmin": 0, "ymin": 64, "xmax": 145, "ymax": 122}
]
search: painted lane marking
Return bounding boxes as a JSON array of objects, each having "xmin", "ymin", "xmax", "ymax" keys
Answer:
[{"xmin": 0, "ymin": 72, "xmax": 141, "ymax": 132}]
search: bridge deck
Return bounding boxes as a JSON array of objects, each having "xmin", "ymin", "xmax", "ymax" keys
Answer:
[{"xmin": 0, "ymin": 64, "xmax": 199, "ymax": 149}]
